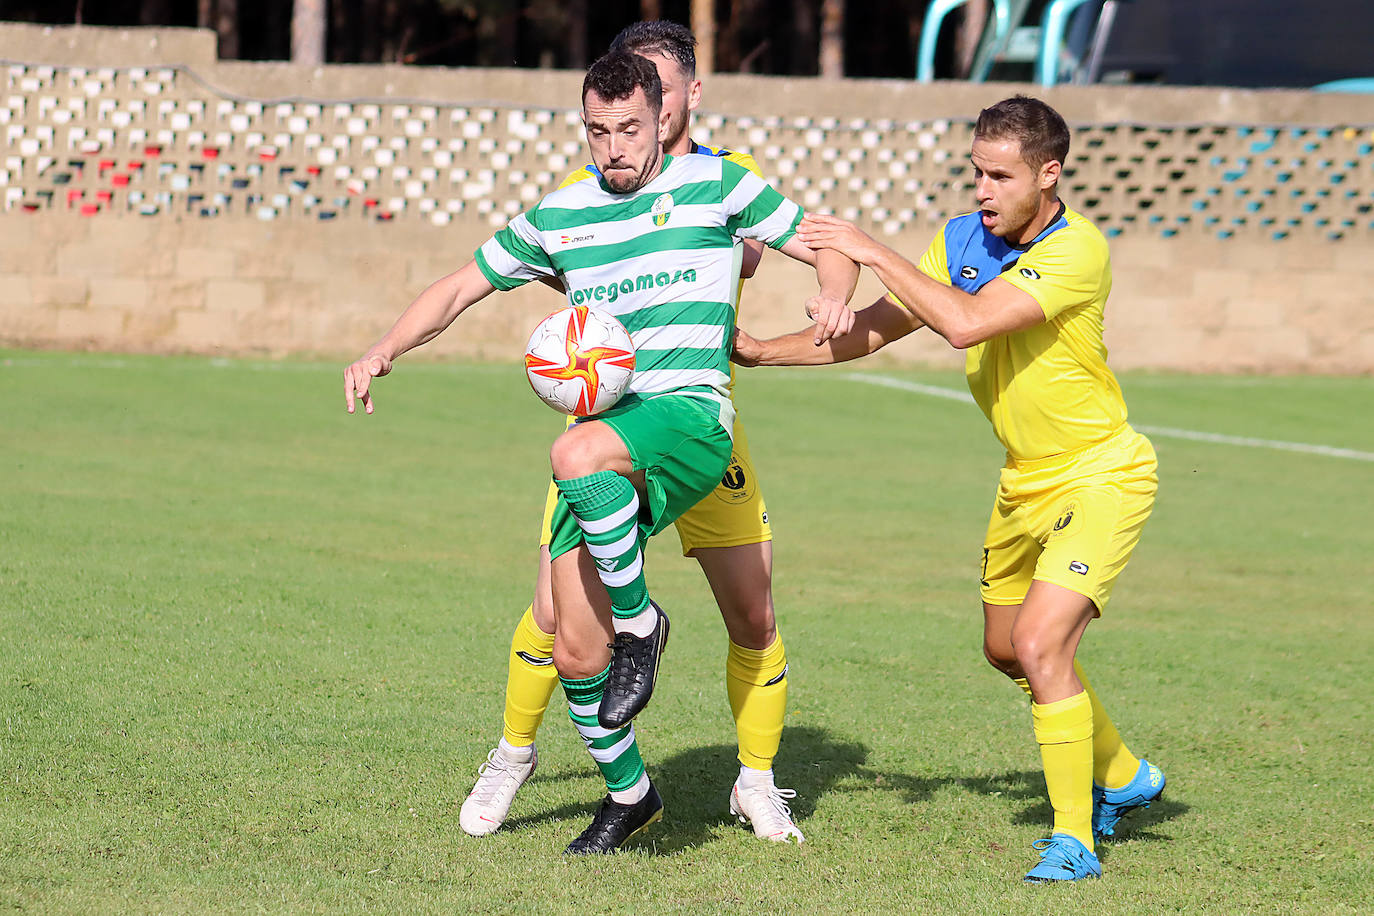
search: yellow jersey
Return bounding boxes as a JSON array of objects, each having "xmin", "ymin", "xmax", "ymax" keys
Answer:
[{"xmin": 913, "ymin": 204, "xmax": 1127, "ymax": 461}]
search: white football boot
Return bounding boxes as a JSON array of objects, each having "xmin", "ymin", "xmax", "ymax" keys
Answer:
[
  {"xmin": 459, "ymin": 744, "xmax": 537, "ymax": 837},
  {"xmin": 729, "ymin": 773, "xmax": 806, "ymax": 843}
]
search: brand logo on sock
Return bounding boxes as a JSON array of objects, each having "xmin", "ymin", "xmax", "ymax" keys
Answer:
[
  {"xmin": 763, "ymin": 663, "xmax": 788, "ymax": 687},
  {"xmin": 516, "ymin": 651, "xmax": 554, "ymax": 667},
  {"xmin": 1069, "ymin": 560, "xmax": 1090, "ymax": 575}
]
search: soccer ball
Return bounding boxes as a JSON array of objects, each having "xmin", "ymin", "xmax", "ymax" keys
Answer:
[{"xmin": 523, "ymin": 305, "xmax": 636, "ymax": 416}]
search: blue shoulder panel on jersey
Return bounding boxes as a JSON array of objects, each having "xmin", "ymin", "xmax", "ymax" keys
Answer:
[
  {"xmin": 689, "ymin": 140, "xmax": 730, "ymax": 157},
  {"xmin": 942, "ymin": 206, "xmax": 1069, "ymax": 293}
]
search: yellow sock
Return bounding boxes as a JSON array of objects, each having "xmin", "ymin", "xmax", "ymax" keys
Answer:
[
  {"xmin": 1074, "ymin": 660, "xmax": 1140, "ymax": 789},
  {"xmin": 726, "ymin": 635, "xmax": 788, "ymax": 770},
  {"xmin": 1031, "ymin": 691, "xmax": 1095, "ymax": 851},
  {"xmin": 1013, "ymin": 677, "xmax": 1033, "ymax": 698},
  {"xmin": 501, "ymin": 607, "xmax": 558, "ymax": 747}
]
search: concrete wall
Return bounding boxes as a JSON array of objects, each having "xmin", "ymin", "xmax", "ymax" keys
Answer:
[{"xmin": 1, "ymin": 23, "xmax": 1371, "ymax": 372}]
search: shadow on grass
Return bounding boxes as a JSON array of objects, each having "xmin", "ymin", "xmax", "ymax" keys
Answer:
[
  {"xmin": 868, "ymin": 766, "xmax": 1187, "ymax": 854},
  {"xmin": 504, "ymin": 725, "xmax": 868, "ymax": 853},
  {"xmin": 506, "ymin": 731, "xmax": 1186, "ymax": 855}
]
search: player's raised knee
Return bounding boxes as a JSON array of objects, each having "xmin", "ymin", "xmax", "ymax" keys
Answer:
[
  {"xmin": 549, "ymin": 421, "xmax": 628, "ymax": 480},
  {"xmin": 549, "ymin": 426, "xmax": 600, "ymax": 480}
]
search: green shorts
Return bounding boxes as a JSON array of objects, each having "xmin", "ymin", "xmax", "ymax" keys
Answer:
[{"xmin": 548, "ymin": 394, "xmax": 733, "ymax": 560}]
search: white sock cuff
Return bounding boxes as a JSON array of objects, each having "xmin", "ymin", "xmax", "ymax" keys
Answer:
[
  {"xmin": 737, "ymin": 765, "xmax": 774, "ymax": 786},
  {"xmin": 615, "ymin": 604, "xmax": 657, "ymax": 638},
  {"xmin": 609, "ymin": 771, "xmax": 650, "ymax": 805},
  {"xmin": 498, "ymin": 737, "xmax": 533, "ymax": 761}
]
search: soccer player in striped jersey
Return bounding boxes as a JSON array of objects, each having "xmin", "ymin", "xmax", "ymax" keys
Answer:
[
  {"xmin": 734, "ymin": 96, "xmax": 1165, "ymax": 882},
  {"xmin": 462, "ymin": 20, "xmax": 810, "ymax": 847},
  {"xmin": 344, "ymin": 49, "xmax": 858, "ymax": 854}
]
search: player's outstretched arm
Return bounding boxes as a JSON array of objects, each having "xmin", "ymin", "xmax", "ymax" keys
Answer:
[
  {"xmin": 798, "ymin": 213, "xmax": 1042, "ymax": 348},
  {"xmin": 732, "ymin": 295, "xmax": 924, "ymax": 367},
  {"xmin": 344, "ymin": 260, "xmax": 497, "ymax": 415},
  {"xmin": 776, "ymin": 238, "xmax": 860, "ymax": 343}
]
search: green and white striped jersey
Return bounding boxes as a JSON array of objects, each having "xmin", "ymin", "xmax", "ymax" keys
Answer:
[{"xmin": 474, "ymin": 153, "xmax": 803, "ymax": 434}]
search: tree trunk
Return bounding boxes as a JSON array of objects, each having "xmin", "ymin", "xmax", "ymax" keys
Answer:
[
  {"xmin": 691, "ymin": 0, "xmax": 715, "ymax": 73},
  {"xmin": 791, "ymin": 0, "xmax": 816, "ymax": 74},
  {"xmin": 216, "ymin": 0, "xmax": 239, "ymax": 60},
  {"xmin": 640, "ymin": 0, "xmax": 662, "ymax": 20},
  {"xmin": 819, "ymin": 0, "xmax": 843, "ymax": 78},
  {"xmin": 197, "ymin": 0, "xmax": 213, "ymax": 30},
  {"xmin": 292, "ymin": 0, "xmax": 327, "ymax": 66},
  {"xmin": 566, "ymin": 0, "xmax": 589, "ymax": 69}
]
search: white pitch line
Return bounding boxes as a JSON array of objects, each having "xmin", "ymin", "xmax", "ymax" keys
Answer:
[{"xmin": 839, "ymin": 371, "xmax": 1374, "ymax": 463}]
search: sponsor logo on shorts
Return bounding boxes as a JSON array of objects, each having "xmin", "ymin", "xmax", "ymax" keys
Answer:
[
  {"xmin": 595, "ymin": 557, "xmax": 618, "ymax": 572},
  {"xmin": 960, "ymin": 265, "xmax": 979, "ymax": 280},
  {"xmin": 1069, "ymin": 560, "xmax": 1090, "ymax": 575},
  {"xmin": 1019, "ymin": 266, "xmax": 1041, "ymax": 280}
]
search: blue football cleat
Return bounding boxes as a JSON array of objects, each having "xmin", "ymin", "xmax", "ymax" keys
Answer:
[
  {"xmin": 1093, "ymin": 759, "xmax": 1166, "ymax": 839},
  {"xmin": 1023, "ymin": 833, "xmax": 1102, "ymax": 883}
]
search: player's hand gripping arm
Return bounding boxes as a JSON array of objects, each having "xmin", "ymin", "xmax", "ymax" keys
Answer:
[
  {"xmin": 344, "ymin": 260, "xmax": 497, "ymax": 415},
  {"xmin": 732, "ymin": 295, "xmax": 925, "ymax": 367},
  {"xmin": 777, "ymin": 237, "xmax": 860, "ymax": 343},
  {"xmin": 798, "ymin": 213, "xmax": 1043, "ymax": 348}
]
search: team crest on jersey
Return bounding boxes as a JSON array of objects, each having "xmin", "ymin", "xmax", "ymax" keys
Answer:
[
  {"xmin": 651, "ymin": 193, "xmax": 674, "ymax": 227},
  {"xmin": 960, "ymin": 265, "xmax": 979, "ymax": 280}
]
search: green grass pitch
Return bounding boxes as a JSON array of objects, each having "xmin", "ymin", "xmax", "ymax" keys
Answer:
[{"xmin": 2, "ymin": 349, "xmax": 1371, "ymax": 913}]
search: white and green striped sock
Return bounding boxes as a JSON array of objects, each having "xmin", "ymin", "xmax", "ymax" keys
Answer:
[
  {"xmin": 555, "ymin": 471, "xmax": 655, "ymax": 634},
  {"xmin": 562, "ymin": 667, "xmax": 648, "ymax": 801}
]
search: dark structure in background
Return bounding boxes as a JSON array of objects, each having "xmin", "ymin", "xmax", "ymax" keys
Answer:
[
  {"xmin": 1, "ymin": 0, "xmax": 1369, "ymax": 88},
  {"xmin": 1097, "ymin": 0, "xmax": 1374, "ymax": 88}
]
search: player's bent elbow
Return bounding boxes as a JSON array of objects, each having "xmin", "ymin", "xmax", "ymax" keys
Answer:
[{"xmin": 941, "ymin": 319, "xmax": 988, "ymax": 351}]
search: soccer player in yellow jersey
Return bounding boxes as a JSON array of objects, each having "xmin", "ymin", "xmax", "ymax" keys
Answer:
[
  {"xmin": 459, "ymin": 21, "xmax": 807, "ymax": 844},
  {"xmin": 734, "ymin": 96, "xmax": 1166, "ymax": 881}
]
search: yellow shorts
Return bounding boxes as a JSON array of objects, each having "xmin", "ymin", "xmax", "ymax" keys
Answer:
[
  {"xmin": 980, "ymin": 425, "xmax": 1157, "ymax": 613},
  {"xmin": 539, "ymin": 417, "xmax": 771, "ymax": 556}
]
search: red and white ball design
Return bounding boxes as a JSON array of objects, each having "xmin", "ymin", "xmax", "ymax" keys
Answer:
[{"xmin": 523, "ymin": 305, "xmax": 636, "ymax": 416}]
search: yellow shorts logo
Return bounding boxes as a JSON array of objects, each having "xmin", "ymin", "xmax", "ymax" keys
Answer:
[
  {"xmin": 713, "ymin": 452, "xmax": 754, "ymax": 504},
  {"xmin": 1048, "ymin": 500, "xmax": 1083, "ymax": 540}
]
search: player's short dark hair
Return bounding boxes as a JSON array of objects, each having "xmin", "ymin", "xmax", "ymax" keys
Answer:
[
  {"xmin": 974, "ymin": 96, "xmax": 1071, "ymax": 171},
  {"xmin": 582, "ymin": 49, "xmax": 664, "ymax": 117},
  {"xmin": 609, "ymin": 20, "xmax": 697, "ymax": 78}
]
